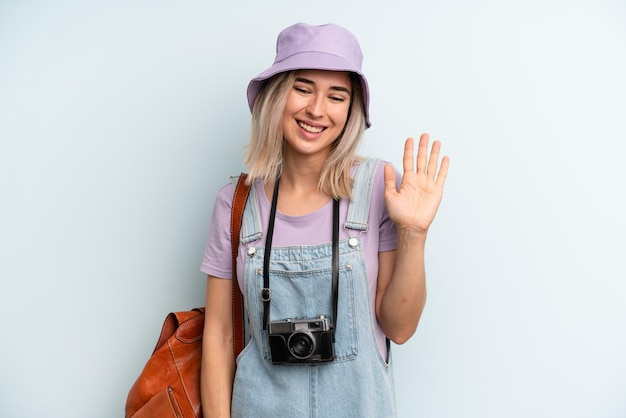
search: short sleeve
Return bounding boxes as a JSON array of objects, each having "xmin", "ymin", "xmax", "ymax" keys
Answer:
[{"xmin": 200, "ymin": 182, "xmax": 235, "ymax": 279}]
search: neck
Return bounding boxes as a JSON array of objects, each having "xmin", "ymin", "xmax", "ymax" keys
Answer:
[
  {"xmin": 265, "ymin": 154, "xmax": 331, "ymax": 216},
  {"xmin": 279, "ymin": 151, "xmax": 326, "ymax": 193}
]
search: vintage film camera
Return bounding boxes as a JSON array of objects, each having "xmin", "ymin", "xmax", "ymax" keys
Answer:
[{"xmin": 268, "ymin": 315, "xmax": 335, "ymax": 364}]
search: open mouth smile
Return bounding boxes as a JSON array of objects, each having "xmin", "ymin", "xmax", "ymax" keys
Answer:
[{"xmin": 297, "ymin": 121, "xmax": 326, "ymax": 134}]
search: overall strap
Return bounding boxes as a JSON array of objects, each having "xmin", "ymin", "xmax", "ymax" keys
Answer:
[{"xmin": 345, "ymin": 158, "xmax": 381, "ymax": 232}]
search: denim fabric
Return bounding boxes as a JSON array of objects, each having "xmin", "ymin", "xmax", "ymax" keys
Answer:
[{"xmin": 232, "ymin": 158, "xmax": 396, "ymax": 417}]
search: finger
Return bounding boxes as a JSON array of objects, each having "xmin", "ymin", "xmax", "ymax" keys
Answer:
[
  {"xmin": 435, "ymin": 156, "xmax": 450, "ymax": 187},
  {"xmin": 403, "ymin": 137, "xmax": 414, "ymax": 173},
  {"xmin": 427, "ymin": 140, "xmax": 442, "ymax": 180},
  {"xmin": 416, "ymin": 133, "xmax": 429, "ymax": 174},
  {"xmin": 383, "ymin": 163, "xmax": 398, "ymax": 193}
]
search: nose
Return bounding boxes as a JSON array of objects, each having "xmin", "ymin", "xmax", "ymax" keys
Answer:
[{"xmin": 305, "ymin": 95, "xmax": 325, "ymax": 119}]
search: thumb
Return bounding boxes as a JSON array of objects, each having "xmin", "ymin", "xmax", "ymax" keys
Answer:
[{"xmin": 384, "ymin": 163, "xmax": 397, "ymax": 194}]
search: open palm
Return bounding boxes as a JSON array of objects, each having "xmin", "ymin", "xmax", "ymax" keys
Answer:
[{"xmin": 384, "ymin": 134, "xmax": 450, "ymax": 233}]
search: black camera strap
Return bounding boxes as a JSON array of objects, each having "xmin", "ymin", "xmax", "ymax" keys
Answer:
[
  {"xmin": 262, "ymin": 174, "xmax": 340, "ymax": 340},
  {"xmin": 261, "ymin": 176, "xmax": 280, "ymax": 331},
  {"xmin": 331, "ymin": 192, "xmax": 339, "ymax": 341}
]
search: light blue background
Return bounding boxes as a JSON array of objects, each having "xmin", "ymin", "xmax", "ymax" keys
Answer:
[{"xmin": 1, "ymin": 1, "xmax": 625, "ymax": 417}]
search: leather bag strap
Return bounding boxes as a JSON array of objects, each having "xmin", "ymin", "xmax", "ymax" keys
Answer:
[
  {"xmin": 152, "ymin": 308, "xmax": 205, "ymax": 354},
  {"xmin": 230, "ymin": 174, "xmax": 250, "ymax": 358}
]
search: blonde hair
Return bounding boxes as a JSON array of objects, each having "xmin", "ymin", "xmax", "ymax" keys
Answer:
[{"xmin": 243, "ymin": 71, "xmax": 366, "ymax": 199}]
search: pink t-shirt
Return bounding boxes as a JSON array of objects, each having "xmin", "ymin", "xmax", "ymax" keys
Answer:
[{"xmin": 201, "ymin": 161, "xmax": 399, "ymax": 356}]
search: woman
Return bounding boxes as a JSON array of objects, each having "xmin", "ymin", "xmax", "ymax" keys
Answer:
[{"xmin": 200, "ymin": 22, "xmax": 449, "ymax": 417}]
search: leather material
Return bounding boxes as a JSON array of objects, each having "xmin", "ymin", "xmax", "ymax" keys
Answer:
[
  {"xmin": 125, "ymin": 174, "xmax": 251, "ymax": 417},
  {"xmin": 126, "ymin": 309, "xmax": 205, "ymax": 417},
  {"xmin": 230, "ymin": 173, "xmax": 250, "ymax": 357}
]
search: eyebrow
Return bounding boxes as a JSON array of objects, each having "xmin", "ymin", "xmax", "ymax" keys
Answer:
[{"xmin": 295, "ymin": 77, "xmax": 352, "ymax": 95}]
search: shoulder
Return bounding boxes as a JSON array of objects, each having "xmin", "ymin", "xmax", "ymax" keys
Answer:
[
  {"xmin": 351, "ymin": 157, "xmax": 382, "ymax": 179},
  {"xmin": 212, "ymin": 177, "xmax": 239, "ymax": 213},
  {"xmin": 353, "ymin": 158, "xmax": 398, "ymax": 192},
  {"xmin": 353, "ymin": 157, "xmax": 396, "ymax": 176},
  {"xmin": 216, "ymin": 181, "xmax": 234, "ymax": 201}
]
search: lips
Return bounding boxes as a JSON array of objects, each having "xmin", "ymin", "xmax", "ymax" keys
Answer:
[{"xmin": 297, "ymin": 120, "xmax": 325, "ymax": 134}]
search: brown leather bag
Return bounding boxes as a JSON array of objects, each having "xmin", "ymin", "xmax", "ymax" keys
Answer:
[{"xmin": 125, "ymin": 174, "xmax": 251, "ymax": 418}]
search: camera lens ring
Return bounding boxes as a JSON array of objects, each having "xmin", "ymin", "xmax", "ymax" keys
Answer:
[{"xmin": 287, "ymin": 330, "xmax": 316, "ymax": 360}]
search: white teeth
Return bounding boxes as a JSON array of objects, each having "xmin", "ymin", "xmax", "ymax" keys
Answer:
[{"xmin": 298, "ymin": 121, "xmax": 324, "ymax": 133}]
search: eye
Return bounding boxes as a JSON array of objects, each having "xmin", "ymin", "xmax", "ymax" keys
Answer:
[
  {"xmin": 294, "ymin": 86, "xmax": 311, "ymax": 94},
  {"xmin": 329, "ymin": 95, "xmax": 347, "ymax": 103}
]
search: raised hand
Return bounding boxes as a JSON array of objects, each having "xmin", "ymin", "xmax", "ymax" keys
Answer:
[{"xmin": 383, "ymin": 134, "xmax": 449, "ymax": 234}]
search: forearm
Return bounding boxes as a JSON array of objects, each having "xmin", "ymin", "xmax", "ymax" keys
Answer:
[
  {"xmin": 201, "ymin": 333, "xmax": 235, "ymax": 417},
  {"xmin": 378, "ymin": 227, "xmax": 428, "ymax": 344},
  {"xmin": 201, "ymin": 276, "xmax": 236, "ymax": 416}
]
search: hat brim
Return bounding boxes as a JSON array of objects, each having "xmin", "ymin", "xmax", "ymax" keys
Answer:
[{"xmin": 247, "ymin": 51, "xmax": 371, "ymax": 128}]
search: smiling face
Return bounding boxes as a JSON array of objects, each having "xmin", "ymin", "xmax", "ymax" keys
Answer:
[{"xmin": 281, "ymin": 70, "xmax": 352, "ymax": 161}]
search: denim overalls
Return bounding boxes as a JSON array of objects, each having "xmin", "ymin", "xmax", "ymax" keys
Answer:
[{"xmin": 231, "ymin": 158, "xmax": 396, "ymax": 417}]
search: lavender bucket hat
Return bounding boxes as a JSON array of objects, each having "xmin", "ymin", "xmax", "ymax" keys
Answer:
[{"xmin": 247, "ymin": 22, "xmax": 371, "ymax": 128}]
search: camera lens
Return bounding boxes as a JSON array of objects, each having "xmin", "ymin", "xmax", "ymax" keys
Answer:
[{"xmin": 287, "ymin": 330, "xmax": 316, "ymax": 360}]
